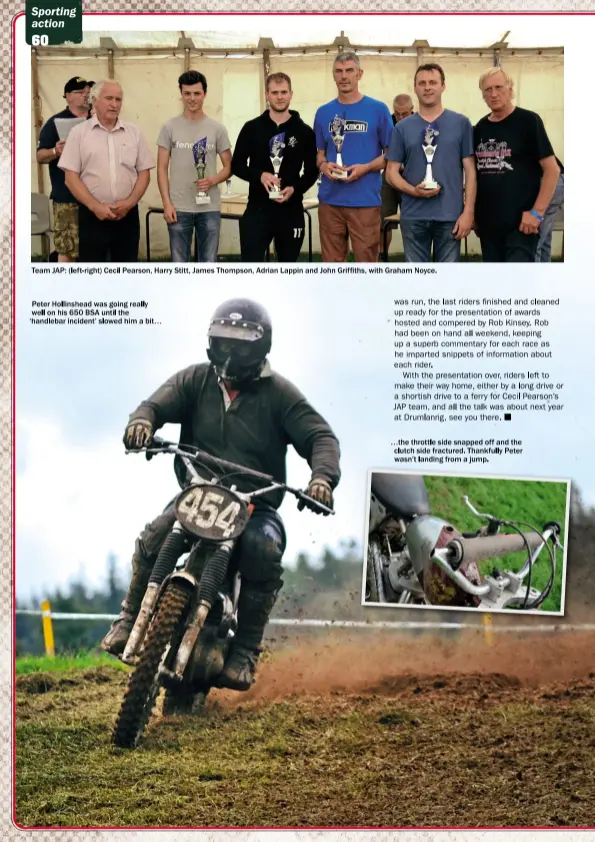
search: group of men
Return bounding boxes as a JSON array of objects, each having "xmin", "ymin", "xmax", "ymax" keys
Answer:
[{"xmin": 38, "ymin": 55, "xmax": 563, "ymax": 263}]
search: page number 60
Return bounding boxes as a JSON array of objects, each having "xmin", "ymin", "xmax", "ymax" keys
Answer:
[{"xmin": 31, "ymin": 35, "xmax": 49, "ymax": 46}]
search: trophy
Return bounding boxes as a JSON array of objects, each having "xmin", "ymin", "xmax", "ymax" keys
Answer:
[
  {"xmin": 330, "ymin": 115, "xmax": 348, "ymax": 179},
  {"xmin": 192, "ymin": 138, "xmax": 211, "ymax": 205},
  {"xmin": 268, "ymin": 133, "xmax": 285, "ymax": 199},
  {"xmin": 421, "ymin": 124, "xmax": 440, "ymax": 190}
]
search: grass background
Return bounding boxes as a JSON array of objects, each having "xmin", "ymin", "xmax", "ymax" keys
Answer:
[
  {"xmin": 422, "ymin": 475, "xmax": 568, "ymax": 612},
  {"xmin": 16, "ymin": 652, "xmax": 128, "ymax": 676}
]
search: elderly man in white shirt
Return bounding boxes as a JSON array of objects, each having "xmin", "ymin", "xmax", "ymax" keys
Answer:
[{"xmin": 59, "ymin": 80, "xmax": 155, "ymax": 261}]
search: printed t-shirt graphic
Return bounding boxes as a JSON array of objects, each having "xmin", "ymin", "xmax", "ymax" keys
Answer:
[
  {"xmin": 314, "ymin": 95, "xmax": 394, "ymax": 207},
  {"xmin": 473, "ymin": 106, "xmax": 555, "ymax": 231},
  {"xmin": 157, "ymin": 114, "xmax": 231, "ymax": 213}
]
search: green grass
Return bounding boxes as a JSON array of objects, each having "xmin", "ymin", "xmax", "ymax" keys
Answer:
[
  {"xmin": 16, "ymin": 651, "xmax": 129, "ymax": 676},
  {"xmin": 424, "ymin": 475, "xmax": 568, "ymax": 612},
  {"xmin": 14, "ymin": 658, "xmax": 595, "ymax": 828}
]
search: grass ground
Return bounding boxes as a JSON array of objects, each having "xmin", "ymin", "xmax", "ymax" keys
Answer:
[
  {"xmin": 423, "ymin": 475, "xmax": 568, "ymax": 612},
  {"xmin": 16, "ymin": 652, "xmax": 128, "ymax": 676},
  {"xmin": 15, "ymin": 632, "xmax": 595, "ymax": 829}
]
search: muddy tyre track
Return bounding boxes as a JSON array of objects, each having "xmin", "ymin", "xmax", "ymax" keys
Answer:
[{"xmin": 15, "ymin": 632, "xmax": 595, "ymax": 828}]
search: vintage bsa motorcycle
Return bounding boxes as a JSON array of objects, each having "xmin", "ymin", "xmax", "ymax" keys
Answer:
[
  {"xmin": 365, "ymin": 472, "xmax": 564, "ymax": 611},
  {"xmin": 112, "ymin": 437, "xmax": 332, "ymax": 749}
]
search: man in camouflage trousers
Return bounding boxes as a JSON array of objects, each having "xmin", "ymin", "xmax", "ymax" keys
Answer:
[{"xmin": 36, "ymin": 76, "xmax": 93, "ymax": 261}]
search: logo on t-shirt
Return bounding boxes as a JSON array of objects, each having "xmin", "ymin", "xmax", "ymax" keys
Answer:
[
  {"xmin": 173, "ymin": 140, "xmax": 216, "ymax": 151},
  {"xmin": 288, "ymin": 136, "xmax": 298, "ymax": 147},
  {"xmin": 475, "ymin": 138, "xmax": 514, "ymax": 173},
  {"xmin": 327, "ymin": 119, "xmax": 369, "ymax": 134}
]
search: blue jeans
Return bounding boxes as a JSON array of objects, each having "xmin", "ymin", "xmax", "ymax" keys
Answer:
[
  {"xmin": 400, "ymin": 219, "xmax": 461, "ymax": 263},
  {"xmin": 167, "ymin": 210, "xmax": 221, "ymax": 262},
  {"xmin": 535, "ymin": 173, "xmax": 564, "ymax": 262}
]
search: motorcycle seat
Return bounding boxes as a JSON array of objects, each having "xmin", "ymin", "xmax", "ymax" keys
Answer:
[{"xmin": 370, "ymin": 472, "xmax": 430, "ymax": 519}]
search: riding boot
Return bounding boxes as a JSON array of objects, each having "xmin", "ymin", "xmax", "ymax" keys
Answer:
[
  {"xmin": 217, "ymin": 586, "xmax": 278, "ymax": 691},
  {"xmin": 100, "ymin": 544, "xmax": 153, "ymax": 656}
]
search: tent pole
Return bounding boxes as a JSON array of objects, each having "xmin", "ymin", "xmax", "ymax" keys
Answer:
[{"xmin": 31, "ymin": 50, "xmax": 45, "ymax": 195}]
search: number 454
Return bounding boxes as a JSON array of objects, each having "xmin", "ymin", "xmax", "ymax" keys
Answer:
[{"xmin": 178, "ymin": 488, "xmax": 240, "ymax": 538}]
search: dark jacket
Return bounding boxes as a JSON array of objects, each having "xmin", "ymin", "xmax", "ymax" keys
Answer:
[
  {"xmin": 231, "ymin": 110, "xmax": 318, "ymax": 208},
  {"xmin": 130, "ymin": 362, "xmax": 341, "ymax": 511},
  {"xmin": 37, "ymin": 107, "xmax": 88, "ymax": 203}
]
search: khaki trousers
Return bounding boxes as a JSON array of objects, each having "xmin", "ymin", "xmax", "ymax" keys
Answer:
[{"xmin": 318, "ymin": 203, "xmax": 381, "ymax": 262}]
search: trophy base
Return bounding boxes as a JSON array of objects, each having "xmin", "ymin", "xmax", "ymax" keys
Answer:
[
  {"xmin": 195, "ymin": 195, "xmax": 211, "ymax": 205},
  {"xmin": 421, "ymin": 181, "xmax": 439, "ymax": 190},
  {"xmin": 268, "ymin": 190, "xmax": 282, "ymax": 200},
  {"xmin": 334, "ymin": 171, "xmax": 349, "ymax": 180}
]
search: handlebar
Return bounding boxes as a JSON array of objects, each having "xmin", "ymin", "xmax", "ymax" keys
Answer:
[
  {"xmin": 149, "ymin": 437, "xmax": 279, "ymax": 484},
  {"xmin": 445, "ymin": 530, "xmax": 547, "ymax": 569},
  {"xmin": 430, "ymin": 524, "xmax": 559, "ymax": 599},
  {"xmin": 130, "ymin": 436, "xmax": 335, "ymax": 516}
]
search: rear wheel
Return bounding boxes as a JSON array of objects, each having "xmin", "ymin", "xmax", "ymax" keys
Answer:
[{"xmin": 112, "ymin": 582, "xmax": 191, "ymax": 748}]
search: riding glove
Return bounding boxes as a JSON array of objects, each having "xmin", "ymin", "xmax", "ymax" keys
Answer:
[
  {"xmin": 298, "ymin": 477, "xmax": 334, "ymax": 515},
  {"xmin": 123, "ymin": 419, "xmax": 154, "ymax": 450}
]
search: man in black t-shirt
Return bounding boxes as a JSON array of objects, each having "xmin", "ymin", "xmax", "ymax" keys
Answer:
[
  {"xmin": 36, "ymin": 76, "xmax": 93, "ymax": 261},
  {"xmin": 474, "ymin": 67, "xmax": 560, "ymax": 262}
]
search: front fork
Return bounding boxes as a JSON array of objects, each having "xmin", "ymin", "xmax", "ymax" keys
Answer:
[
  {"xmin": 162, "ymin": 538, "xmax": 239, "ymax": 683},
  {"xmin": 120, "ymin": 583, "xmax": 161, "ymax": 665},
  {"xmin": 120, "ymin": 522, "xmax": 190, "ymax": 666}
]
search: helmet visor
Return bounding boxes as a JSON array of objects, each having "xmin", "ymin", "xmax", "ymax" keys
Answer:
[
  {"xmin": 208, "ymin": 320, "xmax": 264, "ymax": 343},
  {"xmin": 207, "ymin": 337, "xmax": 267, "ymax": 383},
  {"xmin": 209, "ymin": 338, "xmax": 256, "ymax": 361}
]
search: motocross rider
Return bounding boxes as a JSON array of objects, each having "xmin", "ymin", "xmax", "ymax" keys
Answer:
[{"xmin": 101, "ymin": 297, "xmax": 341, "ymax": 691}]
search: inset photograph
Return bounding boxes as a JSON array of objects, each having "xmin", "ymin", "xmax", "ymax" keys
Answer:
[{"xmin": 364, "ymin": 471, "xmax": 569, "ymax": 614}]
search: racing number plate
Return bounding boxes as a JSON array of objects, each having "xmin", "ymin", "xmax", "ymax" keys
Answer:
[{"xmin": 173, "ymin": 484, "xmax": 250, "ymax": 541}]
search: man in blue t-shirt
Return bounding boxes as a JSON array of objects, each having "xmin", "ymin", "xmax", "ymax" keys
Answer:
[
  {"xmin": 314, "ymin": 52, "xmax": 394, "ymax": 262},
  {"xmin": 386, "ymin": 64, "xmax": 476, "ymax": 263},
  {"xmin": 36, "ymin": 76, "xmax": 93, "ymax": 261}
]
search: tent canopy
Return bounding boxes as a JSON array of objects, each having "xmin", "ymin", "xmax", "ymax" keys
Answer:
[{"xmin": 73, "ymin": 18, "xmax": 563, "ymax": 51}]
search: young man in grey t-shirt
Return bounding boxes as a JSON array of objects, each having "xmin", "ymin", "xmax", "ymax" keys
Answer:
[{"xmin": 157, "ymin": 71, "xmax": 232, "ymax": 262}]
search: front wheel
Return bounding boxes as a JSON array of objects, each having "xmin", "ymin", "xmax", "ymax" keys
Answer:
[{"xmin": 112, "ymin": 581, "xmax": 191, "ymax": 748}]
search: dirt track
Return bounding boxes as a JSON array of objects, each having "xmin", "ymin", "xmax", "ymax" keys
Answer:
[{"xmin": 15, "ymin": 631, "xmax": 595, "ymax": 828}]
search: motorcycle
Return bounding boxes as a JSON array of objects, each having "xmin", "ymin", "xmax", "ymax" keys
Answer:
[
  {"xmin": 365, "ymin": 472, "xmax": 564, "ymax": 611},
  {"xmin": 112, "ymin": 437, "xmax": 333, "ymax": 749}
]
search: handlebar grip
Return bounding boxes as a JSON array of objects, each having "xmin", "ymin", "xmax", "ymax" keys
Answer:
[
  {"xmin": 447, "ymin": 531, "xmax": 545, "ymax": 568},
  {"xmin": 296, "ymin": 491, "xmax": 335, "ymax": 516},
  {"xmin": 149, "ymin": 436, "xmax": 169, "ymax": 448}
]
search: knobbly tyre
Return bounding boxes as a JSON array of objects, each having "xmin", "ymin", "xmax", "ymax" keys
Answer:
[
  {"xmin": 112, "ymin": 437, "xmax": 333, "ymax": 749},
  {"xmin": 365, "ymin": 473, "xmax": 564, "ymax": 610}
]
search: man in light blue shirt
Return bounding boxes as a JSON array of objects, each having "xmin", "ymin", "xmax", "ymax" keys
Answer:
[
  {"xmin": 314, "ymin": 53, "xmax": 394, "ymax": 262},
  {"xmin": 386, "ymin": 63, "xmax": 476, "ymax": 262}
]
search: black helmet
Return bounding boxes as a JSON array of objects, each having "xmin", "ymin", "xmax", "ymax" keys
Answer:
[{"xmin": 207, "ymin": 298, "xmax": 272, "ymax": 385}]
